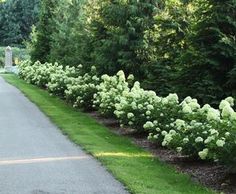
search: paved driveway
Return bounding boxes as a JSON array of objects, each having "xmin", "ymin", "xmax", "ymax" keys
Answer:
[{"xmin": 0, "ymin": 77, "xmax": 128, "ymax": 194}]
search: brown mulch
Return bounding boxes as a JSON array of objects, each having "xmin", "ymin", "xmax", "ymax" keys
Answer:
[{"xmin": 88, "ymin": 111, "xmax": 236, "ymax": 194}]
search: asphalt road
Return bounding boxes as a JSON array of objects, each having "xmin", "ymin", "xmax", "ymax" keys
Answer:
[{"xmin": 0, "ymin": 77, "xmax": 129, "ymax": 194}]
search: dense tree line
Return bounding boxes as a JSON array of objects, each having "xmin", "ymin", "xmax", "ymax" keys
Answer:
[
  {"xmin": 0, "ymin": 0, "xmax": 39, "ymax": 46},
  {"xmin": 29, "ymin": 0, "xmax": 236, "ymax": 105}
]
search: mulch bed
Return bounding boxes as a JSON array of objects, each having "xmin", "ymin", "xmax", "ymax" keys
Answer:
[{"xmin": 88, "ymin": 111, "xmax": 236, "ymax": 194}]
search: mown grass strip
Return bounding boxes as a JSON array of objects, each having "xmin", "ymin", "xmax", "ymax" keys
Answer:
[{"xmin": 2, "ymin": 74, "xmax": 215, "ymax": 194}]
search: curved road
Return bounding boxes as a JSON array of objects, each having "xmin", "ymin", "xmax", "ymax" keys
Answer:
[{"xmin": 0, "ymin": 77, "xmax": 128, "ymax": 194}]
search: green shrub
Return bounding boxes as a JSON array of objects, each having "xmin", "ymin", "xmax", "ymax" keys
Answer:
[
  {"xmin": 65, "ymin": 66, "xmax": 100, "ymax": 111},
  {"xmin": 18, "ymin": 60, "xmax": 236, "ymax": 170}
]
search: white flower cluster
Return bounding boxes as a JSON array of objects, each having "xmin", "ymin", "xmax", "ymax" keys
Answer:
[
  {"xmin": 65, "ymin": 66, "xmax": 100, "ymax": 110},
  {"xmin": 47, "ymin": 65, "xmax": 78, "ymax": 96},
  {"xmin": 146, "ymin": 96, "xmax": 236, "ymax": 165},
  {"xmin": 93, "ymin": 70, "xmax": 130, "ymax": 116},
  {"xmin": 18, "ymin": 60, "xmax": 56, "ymax": 87},
  {"xmin": 114, "ymin": 81, "xmax": 161, "ymax": 130},
  {"xmin": 18, "ymin": 60, "xmax": 236, "ymax": 168}
]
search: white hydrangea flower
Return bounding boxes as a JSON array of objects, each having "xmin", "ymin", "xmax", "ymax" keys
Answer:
[
  {"xmin": 161, "ymin": 131, "xmax": 168, "ymax": 136},
  {"xmin": 175, "ymin": 119, "xmax": 186, "ymax": 130},
  {"xmin": 209, "ymin": 129, "xmax": 219, "ymax": 136},
  {"xmin": 222, "ymin": 105, "xmax": 235, "ymax": 118},
  {"xmin": 198, "ymin": 148, "xmax": 209, "ymax": 160},
  {"xmin": 163, "ymin": 134, "xmax": 173, "ymax": 144},
  {"xmin": 162, "ymin": 98, "xmax": 168, "ymax": 105},
  {"xmin": 207, "ymin": 108, "xmax": 220, "ymax": 121},
  {"xmin": 153, "ymin": 134, "xmax": 159, "ymax": 139},
  {"xmin": 195, "ymin": 137, "xmax": 204, "ymax": 143},
  {"xmin": 183, "ymin": 96, "xmax": 192, "ymax": 103},
  {"xmin": 131, "ymin": 102, "xmax": 137, "ymax": 110},
  {"xmin": 143, "ymin": 121, "xmax": 154, "ymax": 129},
  {"xmin": 147, "ymin": 133, "xmax": 153, "ymax": 140},
  {"xmin": 219, "ymin": 100, "xmax": 230, "ymax": 110},
  {"xmin": 162, "ymin": 140, "xmax": 167, "ymax": 146},
  {"xmin": 127, "ymin": 113, "xmax": 134, "ymax": 119},
  {"xmin": 127, "ymin": 74, "xmax": 134, "ymax": 80},
  {"xmin": 147, "ymin": 104, "xmax": 154, "ymax": 110},
  {"xmin": 182, "ymin": 104, "xmax": 192, "ymax": 114},
  {"xmin": 128, "ymin": 121, "xmax": 133, "ymax": 126},
  {"xmin": 225, "ymin": 96, "xmax": 234, "ymax": 107},
  {"xmin": 153, "ymin": 120, "xmax": 158, "ymax": 125},
  {"xmin": 188, "ymin": 101, "xmax": 200, "ymax": 110},
  {"xmin": 183, "ymin": 137, "xmax": 189, "ymax": 144},
  {"xmin": 166, "ymin": 93, "xmax": 179, "ymax": 103},
  {"xmin": 138, "ymin": 104, "xmax": 143, "ymax": 109},
  {"xmin": 176, "ymin": 147, "xmax": 182, "ymax": 153},
  {"xmin": 169, "ymin": 130, "xmax": 176, "ymax": 135},
  {"xmin": 204, "ymin": 136, "xmax": 215, "ymax": 144},
  {"xmin": 216, "ymin": 139, "xmax": 225, "ymax": 147},
  {"xmin": 230, "ymin": 112, "xmax": 236, "ymax": 121}
]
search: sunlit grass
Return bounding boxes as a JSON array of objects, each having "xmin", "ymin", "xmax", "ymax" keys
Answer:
[{"xmin": 2, "ymin": 74, "xmax": 216, "ymax": 194}]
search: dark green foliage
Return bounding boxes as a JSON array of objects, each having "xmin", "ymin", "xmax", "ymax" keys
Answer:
[
  {"xmin": 49, "ymin": 0, "xmax": 86, "ymax": 67},
  {"xmin": 0, "ymin": 0, "xmax": 39, "ymax": 46},
  {"xmin": 29, "ymin": 0, "xmax": 236, "ymax": 105},
  {"xmin": 179, "ymin": 0, "xmax": 236, "ymax": 105},
  {"xmin": 29, "ymin": 0, "xmax": 56, "ymax": 63},
  {"xmin": 143, "ymin": 0, "xmax": 192, "ymax": 96},
  {"xmin": 88, "ymin": 0, "xmax": 158, "ymax": 78}
]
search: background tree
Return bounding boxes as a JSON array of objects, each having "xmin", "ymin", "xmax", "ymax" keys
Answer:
[
  {"xmin": 143, "ymin": 0, "xmax": 194, "ymax": 96},
  {"xmin": 29, "ymin": 0, "xmax": 56, "ymax": 63},
  {"xmin": 49, "ymin": 0, "xmax": 85, "ymax": 66},
  {"xmin": 0, "ymin": 0, "xmax": 39, "ymax": 46},
  {"xmin": 179, "ymin": 0, "xmax": 236, "ymax": 105},
  {"xmin": 27, "ymin": 0, "xmax": 236, "ymax": 105}
]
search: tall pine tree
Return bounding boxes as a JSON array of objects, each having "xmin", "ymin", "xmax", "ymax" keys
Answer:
[{"xmin": 30, "ymin": 0, "xmax": 56, "ymax": 63}]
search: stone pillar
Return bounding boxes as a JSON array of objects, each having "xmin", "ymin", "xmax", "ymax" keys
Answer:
[{"xmin": 5, "ymin": 46, "xmax": 13, "ymax": 72}]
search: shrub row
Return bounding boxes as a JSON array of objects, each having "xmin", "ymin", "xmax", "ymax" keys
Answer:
[{"xmin": 18, "ymin": 60, "xmax": 236, "ymax": 170}]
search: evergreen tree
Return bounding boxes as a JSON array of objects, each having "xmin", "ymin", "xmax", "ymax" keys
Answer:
[
  {"xmin": 49, "ymin": 0, "xmax": 85, "ymax": 66},
  {"xmin": 84, "ymin": 0, "xmax": 158, "ymax": 78},
  {"xmin": 180, "ymin": 0, "xmax": 236, "ymax": 104},
  {"xmin": 0, "ymin": 0, "xmax": 39, "ymax": 46},
  {"xmin": 30, "ymin": 0, "xmax": 56, "ymax": 63}
]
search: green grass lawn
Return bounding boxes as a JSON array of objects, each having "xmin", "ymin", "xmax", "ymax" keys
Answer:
[{"xmin": 2, "ymin": 74, "xmax": 216, "ymax": 194}]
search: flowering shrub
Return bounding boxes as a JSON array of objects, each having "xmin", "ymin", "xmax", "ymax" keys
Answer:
[
  {"xmin": 32, "ymin": 62, "xmax": 57, "ymax": 87},
  {"xmin": 47, "ymin": 65, "xmax": 79, "ymax": 96},
  {"xmin": 93, "ymin": 71, "xmax": 130, "ymax": 117},
  {"xmin": 146, "ymin": 96, "xmax": 236, "ymax": 169},
  {"xmin": 19, "ymin": 60, "xmax": 59, "ymax": 88},
  {"xmin": 18, "ymin": 60, "xmax": 236, "ymax": 169},
  {"xmin": 18, "ymin": 60, "xmax": 37, "ymax": 84},
  {"xmin": 144, "ymin": 93, "xmax": 180, "ymax": 140},
  {"xmin": 65, "ymin": 66, "xmax": 100, "ymax": 110},
  {"xmin": 114, "ymin": 81, "xmax": 162, "ymax": 131}
]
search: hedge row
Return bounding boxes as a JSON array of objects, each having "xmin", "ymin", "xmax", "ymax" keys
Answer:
[{"xmin": 18, "ymin": 60, "xmax": 236, "ymax": 170}]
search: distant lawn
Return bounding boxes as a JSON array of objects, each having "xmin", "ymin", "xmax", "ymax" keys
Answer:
[{"xmin": 2, "ymin": 74, "xmax": 216, "ymax": 194}]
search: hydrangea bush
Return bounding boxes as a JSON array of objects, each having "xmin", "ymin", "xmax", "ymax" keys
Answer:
[
  {"xmin": 18, "ymin": 60, "xmax": 57, "ymax": 87},
  {"xmin": 18, "ymin": 60, "xmax": 236, "ymax": 169},
  {"xmin": 115, "ymin": 81, "xmax": 162, "ymax": 132},
  {"xmin": 47, "ymin": 65, "xmax": 79, "ymax": 96},
  {"xmin": 18, "ymin": 60, "xmax": 35, "ymax": 83},
  {"xmin": 65, "ymin": 66, "xmax": 100, "ymax": 110},
  {"xmin": 93, "ymin": 71, "xmax": 130, "ymax": 117}
]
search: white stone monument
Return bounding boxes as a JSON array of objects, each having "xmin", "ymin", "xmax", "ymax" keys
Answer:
[{"xmin": 5, "ymin": 46, "xmax": 13, "ymax": 72}]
